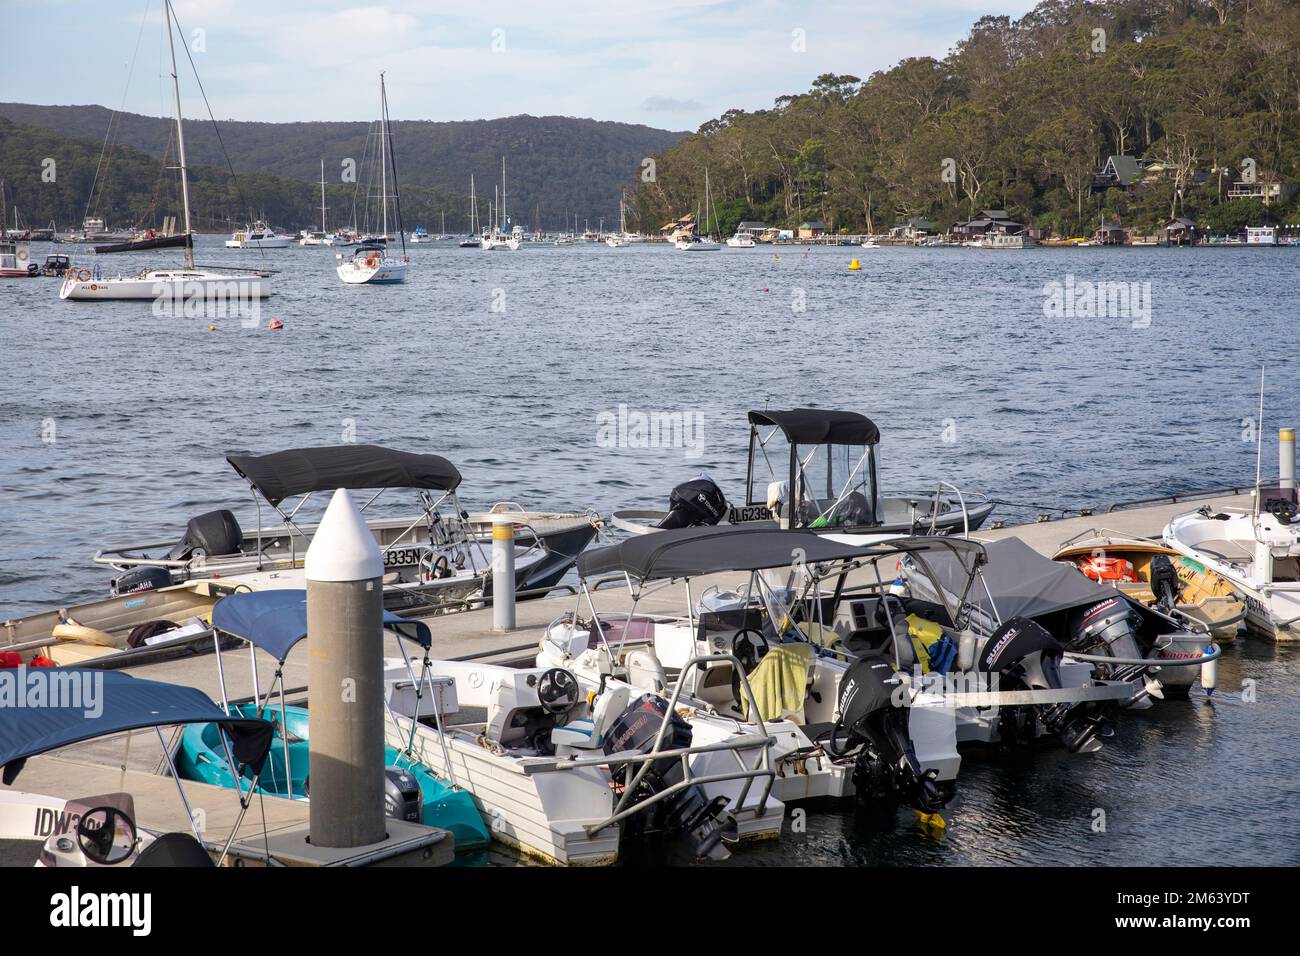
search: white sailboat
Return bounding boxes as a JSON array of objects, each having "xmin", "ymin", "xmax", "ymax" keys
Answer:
[
  {"xmin": 459, "ymin": 175, "xmax": 482, "ymax": 247},
  {"xmin": 299, "ymin": 161, "xmax": 335, "ymax": 245},
  {"xmin": 481, "ymin": 158, "xmax": 521, "ymax": 251},
  {"xmin": 676, "ymin": 169, "xmax": 721, "ymax": 251},
  {"xmin": 606, "ymin": 190, "xmax": 633, "ymax": 247},
  {"xmin": 336, "ymin": 73, "xmax": 409, "ymax": 285},
  {"xmin": 60, "ymin": 0, "xmax": 271, "ymax": 303}
]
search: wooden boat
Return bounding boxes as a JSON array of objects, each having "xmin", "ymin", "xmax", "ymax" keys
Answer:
[
  {"xmin": 93, "ymin": 232, "xmax": 191, "ymax": 254},
  {"xmin": 1053, "ymin": 528, "xmax": 1245, "ymax": 640}
]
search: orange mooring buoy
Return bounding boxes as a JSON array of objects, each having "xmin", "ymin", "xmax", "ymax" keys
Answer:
[{"xmin": 269, "ymin": 319, "xmax": 284, "ymax": 330}]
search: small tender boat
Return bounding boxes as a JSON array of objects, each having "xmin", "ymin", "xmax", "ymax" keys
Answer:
[
  {"xmin": 0, "ymin": 669, "xmax": 276, "ymax": 867},
  {"xmin": 611, "ymin": 408, "xmax": 994, "ymax": 537},
  {"xmin": 1164, "ymin": 485, "xmax": 1300, "ymax": 640},
  {"xmin": 1, "ymin": 579, "xmax": 238, "ymax": 668},
  {"xmin": 173, "ymin": 590, "xmax": 489, "ymax": 850},
  {"xmin": 860, "ymin": 239, "xmax": 880, "ymax": 249},
  {"xmin": 225, "ymin": 220, "xmax": 291, "ymax": 249},
  {"xmin": 92, "ymin": 444, "xmax": 601, "ymax": 616},
  {"xmin": 40, "ymin": 253, "xmax": 71, "ymax": 277},
  {"xmin": 1054, "ymin": 528, "xmax": 1245, "ymax": 640},
  {"xmin": 410, "ymin": 226, "xmax": 431, "ymax": 243}
]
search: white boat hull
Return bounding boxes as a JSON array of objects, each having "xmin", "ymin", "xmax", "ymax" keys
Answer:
[
  {"xmin": 225, "ymin": 237, "xmax": 290, "ymax": 249},
  {"xmin": 337, "ymin": 257, "xmax": 408, "ymax": 284},
  {"xmin": 59, "ymin": 270, "xmax": 272, "ymax": 301}
]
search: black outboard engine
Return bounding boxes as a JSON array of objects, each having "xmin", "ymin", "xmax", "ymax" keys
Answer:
[
  {"xmin": 1147, "ymin": 555, "xmax": 1182, "ymax": 613},
  {"xmin": 602, "ymin": 694, "xmax": 737, "ymax": 859},
  {"xmin": 1066, "ymin": 597, "xmax": 1148, "ymax": 671},
  {"xmin": 168, "ymin": 509, "xmax": 243, "ymax": 561},
  {"xmin": 110, "ymin": 566, "xmax": 173, "ymax": 597},
  {"xmin": 829, "ymin": 657, "xmax": 951, "ymax": 812},
  {"xmin": 383, "ymin": 766, "xmax": 424, "ymax": 823},
  {"xmin": 656, "ymin": 476, "xmax": 728, "ymax": 529},
  {"xmin": 979, "ymin": 617, "xmax": 1106, "ymax": 753}
]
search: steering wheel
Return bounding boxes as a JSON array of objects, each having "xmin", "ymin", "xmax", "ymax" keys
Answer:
[
  {"xmin": 419, "ymin": 552, "xmax": 452, "ymax": 581},
  {"xmin": 730, "ymin": 628, "xmax": 771, "ymax": 707},
  {"xmin": 76, "ymin": 806, "xmax": 138, "ymax": 866},
  {"xmin": 1266, "ymin": 498, "xmax": 1299, "ymax": 523},
  {"xmin": 535, "ymin": 668, "xmax": 580, "ymax": 715}
]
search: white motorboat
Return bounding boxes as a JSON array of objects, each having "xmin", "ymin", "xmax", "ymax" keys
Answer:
[
  {"xmin": 726, "ymin": 233, "xmax": 756, "ymax": 248},
  {"xmin": 860, "ymin": 239, "xmax": 881, "ymax": 249},
  {"xmin": 610, "ymin": 408, "xmax": 994, "ymax": 538},
  {"xmin": 383, "ymin": 643, "xmax": 785, "ymax": 865},
  {"xmin": 337, "ymin": 74, "xmax": 409, "ymax": 284},
  {"xmin": 1164, "ymin": 486, "xmax": 1300, "ymax": 640},
  {"xmin": 225, "ymin": 220, "xmax": 290, "ymax": 249},
  {"xmin": 91, "ymin": 444, "xmax": 602, "ymax": 617},
  {"xmin": 0, "ymin": 237, "xmax": 36, "ymax": 277},
  {"xmin": 537, "ymin": 529, "xmax": 977, "ymax": 813},
  {"xmin": 59, "ymin": 3, "xmax": 272, "ymax": 303},
  {"xmin": 675, "ymin": 235, "xmax": 720, "ymax": 251}
]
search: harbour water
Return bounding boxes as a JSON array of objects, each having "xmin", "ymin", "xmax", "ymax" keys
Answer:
[{"xmin": 2, "ymin": 237, "xmax": 1298, "ymax": 866}]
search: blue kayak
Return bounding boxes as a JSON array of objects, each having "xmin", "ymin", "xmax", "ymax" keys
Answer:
[{"xmin": 175, "ymin": 702, "xmax": 488, "ymax": 851}]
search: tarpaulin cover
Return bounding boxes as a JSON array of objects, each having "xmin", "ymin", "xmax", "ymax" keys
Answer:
[{"xmin": 227, "ymin": 444, "xmax": 462, "ymax": 505}]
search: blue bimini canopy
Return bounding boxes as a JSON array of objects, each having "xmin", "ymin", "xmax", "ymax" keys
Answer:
[
  {"xmin": 0, "ymin": 669, "xmax": 273, "ymax": 784},
  {"xmin": 211, "ymin": 589, "xmax": 432, "ymax": 662}
]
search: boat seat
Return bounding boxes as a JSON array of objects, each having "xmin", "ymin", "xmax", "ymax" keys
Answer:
[
  {"xmin": 554, "ymin": 683, "xmax": 632, "ymax": 750},
  {"xmin": 1194, "ymin": 539, "xmax": 1254, "ymax": 563}
]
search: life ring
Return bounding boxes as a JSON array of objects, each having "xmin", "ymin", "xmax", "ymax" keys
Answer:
[
  {"xmin": 74, "ymin": 268, "xmax": 92, "ymax": 282},
  {"xmin": 52, "ymin": 621, "xmax": 117, "ymax": 648},
  {"xmin": 16, "ymin": 248, "xmax": 28, "ymax": 262},
  {"xmin": 365, "ymin": 257, "xmax": 379, "ymax": 269}
]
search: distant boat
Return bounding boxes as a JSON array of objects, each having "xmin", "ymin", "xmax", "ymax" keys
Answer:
[
  {"xmin": 337, "ymin": 73, "xmax": 409, "ymax": 285},
  {"xmin": 60, "ymin": 0, "xmax": 271, "ymax": 303},
  {"xmin": 726, "ymin": 232, "xmax": 756, "ymax": 248},
  {"xmin": 481, "ymin": 158, "xmax": 520, "ymax": 251},
  {"xmin": 226, "ymin": 219, "xmax": 291, "ymax": 249},
  {"xmin": 677, "ymin": 169, "xmax": 722, "ymax": 252},
  {"xmin": 859, "ymin": 238, "xmax": 880, "ymax": 249},
  {"xmin": 410, "ymin": 226, "xmax": 431, "ymax": 243},
  {"xmin": 93, "ymin": 232, "xmax": 192, "ymax": 254},
  {"xmin": 0, "ymin": 237, "xmax": 36, "ymax": 277},
  {"xmin": 300, "ymin": 161, "xmax": 336, "ymax": 245}
]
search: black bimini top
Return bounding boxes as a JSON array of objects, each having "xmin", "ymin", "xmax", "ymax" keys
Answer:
[
  {"xmin": 227, "ymin": 445, "xmax": 462, "ymax": 506},
  {"xmin": 578, "ymin": 525, "xmax": 982, "ymax": 582},
  {"xmin": 748, "ymin": 409, "xmax": 880, "ymax": 446}
]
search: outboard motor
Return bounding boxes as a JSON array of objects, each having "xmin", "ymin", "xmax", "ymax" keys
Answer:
[
  {"xmin": 602, "ymin": 693, "xmax": 737, "ymax": 859},
  {"xmin": 829, "ymin": 657, "xmax": 951, "ymax": 812},
  {"xmin": 656, "ymin": 476, "xmax": 727, "ymax": 530},
  {"xmin": 383, "ymin": 766, "xmax": 424, "ymax": 823},
  {"xmin": 167, "ymin": 509, "xmax": 243, "ymax": 561},
  {"xmin": 1067, "ymin": 597, "xmax": 1149, "ymax": 668},
  {"xmin": 110, "ymin": 566, "xmax": 172, "ymax": 597},
  {"xmin": 979, "ymin": 617, "xmax": 1106, "ymax": 753},
  {"xmin": 1147, "ymin": 555, "xmax": 1182, "ymax": 613}
]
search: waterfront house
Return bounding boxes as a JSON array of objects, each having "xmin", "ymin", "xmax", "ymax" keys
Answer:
[
  {"xmin": 735, "ymin": 220, "xmax": 768, "ymax": 238},
  {"xmin": 1246, "ymin": 226, "xmax": 1278, "ymax": 245},
  {"xmin": 661, "ymin": 213, "xmax": 696, "ymax": 240},
  {"xmin": 1092, "ymin": 155, "xmax": 1147, "ymax": 192},
  {"xmin": 1094, "ymin": 222, "xmax": 1127, "ymax": 245},
  {"xmin": 1227, "ymin": 178, "xmax": 1298, "ymax": 207},
  {"xmin": 1160, "ymin": 216, "xmax": 1200, "ymax": 246},
  {"xmin": 797, "ymin": 220, "xmax": 826, "ymax": 239},
  {"xmin": 890, "ymin": 217, "xmax": 935, "ymax": 242},
  {"xmin": 952, "ymin": 209, "xmax": 1024, "ymax": 241}
]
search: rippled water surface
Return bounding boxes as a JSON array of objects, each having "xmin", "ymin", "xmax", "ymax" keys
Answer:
[{"xmin": 2, "ymin": 237, "xmax": 1297, "ymax": 865}]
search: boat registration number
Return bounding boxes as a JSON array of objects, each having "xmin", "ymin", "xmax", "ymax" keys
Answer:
[
  {"xmin": 727, "ymin": 505, "xmax": 775, "ymax": 524},
  {"xmin": 383, "ymin": 548, "xmax": 423, "ymax": 568}
]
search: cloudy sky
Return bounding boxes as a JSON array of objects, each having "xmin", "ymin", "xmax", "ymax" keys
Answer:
[{"xmin": 2, "ymin": 0, "xmax": 1040, "ymax": 129}]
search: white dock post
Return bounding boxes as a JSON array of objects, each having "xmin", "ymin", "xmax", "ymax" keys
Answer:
[
  {"xmin": 492, "ymin": 515, "xmax": 517, "ymax": 631},
  {"xmin": 304, "ymin": 488, "xmax": 386, "ymax": 848},
  {"xmin": 1280, "ymin": 428, "xmax": 1295, "ymax": 489}
]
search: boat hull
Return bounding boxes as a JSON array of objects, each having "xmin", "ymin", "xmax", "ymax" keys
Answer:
[
  {"xmin": 59, "ymin": 271, "xmax": 272, "ymax": 301},
  {"xmin": 337, "ymin": 259, "xmax": 408, "ymax": 284}
]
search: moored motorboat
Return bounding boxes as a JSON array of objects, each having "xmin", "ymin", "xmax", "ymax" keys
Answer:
[
  {"xmin": 224, "ymin": 220, "xmax": 290, "ymax": 249},
  {"xmin": 1054, "ymin": 528, "xmax": 1245, "ymax": 640},
  {"xmin": 91, "ymin": 444, "xmax": 602, "ymax": 615},
  {"xmin": 611, "ymin": 408, "xmax": 994, "ymax": 537}
]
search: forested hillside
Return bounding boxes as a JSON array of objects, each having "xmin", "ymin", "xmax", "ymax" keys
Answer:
[{"xmin": 630, "ymin": 0, "xmax": 1300, "ymax": 238}]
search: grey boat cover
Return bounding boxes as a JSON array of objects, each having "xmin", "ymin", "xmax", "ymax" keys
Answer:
[
  {"xmin": 579, "ymin": 525, "xmax": 983, "ymax": 583},
  {"xmin": 227, "ymin": 444, "xmax": 462, "ymax": 504},
  {"xmin": 748, "ymin": 409, "xmax": 880, "ymax": 446}
]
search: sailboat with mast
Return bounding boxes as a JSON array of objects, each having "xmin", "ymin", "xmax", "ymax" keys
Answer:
[
  {"xmin": 675, "ymin": 169, "xmax": 720, "ymax": 251},
  {"xmin": 481, "ymin": 158, "xmax": 520, "ymax": 251},
  {"xmin": 605, "ymin": 190, "xmax": 632, "ymax": 247},
  {"xmin": 299, "ymin": 160, "xmax": 335, "ymax": 246},
  {"xmin": 336, "ymin": 73, "xmax": 409, "ymax": 284},
  {"xmin": 60, "ymin": 0, "xmax": 271, "ymax": 302},
  {"xmin": 459, "ymin": 175, "xmax": 482, "ymax": 248}
]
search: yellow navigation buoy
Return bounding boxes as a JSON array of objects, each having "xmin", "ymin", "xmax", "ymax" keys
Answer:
[
  {"xmin": 848, "ymin": 258, "xmax": 861, "ymax": 270},
  {"xmin": 914, "ymin": 809, "xmax": 946, "ymax": 830},
  {"xmin": 209, "ymin": 325, "xmax": 216, "ymax": 331}
]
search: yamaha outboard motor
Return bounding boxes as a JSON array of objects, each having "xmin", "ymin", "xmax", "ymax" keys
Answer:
[
  {"xmin": 167, "ymin": 509, "xmax": 243, "ymax": 561},
  {"xmin": 383, "ymin": 766, "xmax": 424, "ymax": 823},
  {"xmin": 656, "ymin": 476, "xmax": 728, "ymax": 530},
  {"xmin": 110, "ymin": 566, "xmax": 173, "ymax": 597},
  {"xmin": 828, "ymin": 656, "xmax": 951, "ymax": 812},
  {"xmin": 979, "ymin": 617, "xmax": 1105, "ymax": 753},
  {"xmin": 602, "ymin": 693, "xmax": 737, "ymax": 859}
]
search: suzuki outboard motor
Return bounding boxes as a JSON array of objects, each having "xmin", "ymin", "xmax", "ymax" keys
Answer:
[
  {"xmin": 602, "ymin": 693, "xmax": 737, "ymax": 859},
  {"xmin": 828, "ymin": 656, "xmax": 951, "ymax": 812},
  {"xmin": 110, "ymin": 566, "xmax": 173, "ymax": 597},
  {"xmin": 656, "ymin": 476, "xmax": 728, "ymax": 530},
  {"xmin": 978, "ymin": 617, "xmax": 1105, "ymax": 754},
  {"xmin": 167, "ymin": 509, "xmax": 243, "ymax": 561}
]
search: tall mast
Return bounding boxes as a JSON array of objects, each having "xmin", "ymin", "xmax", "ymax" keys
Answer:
[
  {"xmin": 165, "ymin": 0, "xmax": 194, "ymax": 267},
  {"xmin": 379, "ymin": 74, "xmax": 388, "ymax": 239},
  {"xmin": 501, "ymin": 156, "xmax": 507, "ymax": 232},
  {"xmin": 319, "ymin": 159, "xmax": 327, "ymax": 232},
  {"xmin": 470, "ymin": 175, "xmax": 477, "ymax": 233}
]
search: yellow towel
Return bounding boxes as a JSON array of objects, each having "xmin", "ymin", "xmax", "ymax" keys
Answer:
[{"xmin": 740, "ymin": 643, "xmax": 814, "ymax": 722}]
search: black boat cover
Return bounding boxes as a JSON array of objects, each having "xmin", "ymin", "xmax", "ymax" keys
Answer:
[
  {"xmin": 748, "ymin": 409, "xmax": 880, "ymax": 446},
  {"xmin": 0, "ymin": 671, "xmax": 272, "ymax": 783},
  {"xmin": 212, "ymin": 589, "xmax": 431, "ymax": 662},
  {"xmin": 227, "ymin": 444, "xmax": 462, "ymax": 504},
  {"xmin": 578, "ymin": 525, "xmax": 983, "ymax": 582}
]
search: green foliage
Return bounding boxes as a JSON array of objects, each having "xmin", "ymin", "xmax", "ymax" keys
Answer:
[
  {"xmin": 629, "ymin": 0, "xmax": 1300, "ymax": 237},
  {"xmin": 0, "ymin": 104, "xmax": 684, "ymax": 231}
]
